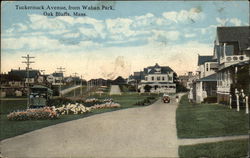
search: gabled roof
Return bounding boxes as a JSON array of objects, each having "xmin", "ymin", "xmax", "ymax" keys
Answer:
[
  {"xmin": 198, "ymin": 55, "xmax": 217, "ymax": 66},
  {"xmin": 52, "ymin": 72, "xmax": 63, "ymax": 77},
  {"xmin": 145, "ymin": 63, "xmax": 174, "ymax": 74},
  {"xmin": 217, "ymin": 26, "xmax": 249, "ymax": 51},
  {"xmin": 8, "ymin": 69, "xmax": 41, "ymax": 78},
  {"xmin": 197, "ymin": 73, "xmax": 217, "ymax": 82}
]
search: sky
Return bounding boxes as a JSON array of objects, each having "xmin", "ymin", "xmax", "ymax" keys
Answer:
[{"xmin": 1, "ymin": 1, "xmax": 249, "ymax": 80}]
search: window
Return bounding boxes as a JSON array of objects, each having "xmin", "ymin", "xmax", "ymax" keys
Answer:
[
  {"xmin": 162, "ymin": 77, "xmax": 165, "ymax": 81},
  {"xmin": 151, "ymin": 76, "xmax": 154, "ymax": 81},
  {"xmin": 157, "ymin": 76, "xmax": 161, "ymax": 81},
  {"xmin": 169, "ymin": 76, "xmax": 172, "ymax": 81},
  {"xmin": 206, "ymin": 63, "xmax": 209, "ymax": 71},
  {"xmin": 145, "ymin": 77, "xmax": 148, "ymax": 81}
]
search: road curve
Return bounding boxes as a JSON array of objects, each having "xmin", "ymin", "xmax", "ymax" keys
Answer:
[{"xmin": 1, "ymin": 96, "xmax": 179, "ymax": 158}]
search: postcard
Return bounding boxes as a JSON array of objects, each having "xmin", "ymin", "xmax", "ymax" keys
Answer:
[{"xmin": 1, "ymin": 1, "xmax": 249, "ymax": 158}]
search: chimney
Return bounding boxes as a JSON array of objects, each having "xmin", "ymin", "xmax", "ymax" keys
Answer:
[{"xmin": 188, "ymin": 72, "xmax": 193, "ymax": 77}]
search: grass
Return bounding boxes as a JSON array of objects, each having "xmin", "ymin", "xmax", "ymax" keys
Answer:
[
  {"xmin": 176, "ymin": 95, "xmax": 249, "ymax": 138},
  {"xmin": 178, "ymin": 139, "xmax": 249, "ymax": 158},
  {"xmin": 0, "ymin": 99, "xmax": 27, "ymax": 114},
  {"xmin": 0, "ymin": 92, "xmax": 159, "ymax": 140}
]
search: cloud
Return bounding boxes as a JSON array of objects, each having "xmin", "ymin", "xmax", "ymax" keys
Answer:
[
  {"xmin": 2, "ymin": 35, "xmax": 101, "ymax": 52},
  {"xmin": 229, "ymin": 18, "xmax": 242, "ymax": 26},
  {"xmin": 162, "ymin": 7, "xmax": 204, "ymax": 23},
  {"xmin": 149, "ymin": 30, "xmax": 180, "ymax": 45},
  {"xmin": 216, "ymin": 17, "xmax": 244, "ymax": 26},
  {"xmin": 6, "ymin": 23, "xmax": 28, "ymax": 33},
  {"xmin": 200, "ymin": 25, "xmax": 217, "ymax": 35},
  {"xmin": 28, "ymin": 14, "xmax": 66, "ymax": 30},
  {"xmin": 106, "ymin": 18, "xmax": 134, "ymax": 37},
  {"xmin": 184, "ymin": 33, "xmax": 196, "ymax": 38},
  {"xmin": 63, "ymin": 32, "xmax": 81, "ymax": 38},
  {"xmin": 216, "ymin": 17, "xmax": 229, "ymax": 26}
]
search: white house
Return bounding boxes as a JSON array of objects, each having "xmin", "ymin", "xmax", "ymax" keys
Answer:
[
  {"xmin": 46, "ymin": 72, "xmax": 64, "ymax": 86},
  {"xmin": 193, "ymin": 55, "xmax": 218, "ymax": 103},
  {"xmin": 137, "ymin": 63, "xmax": 176, "ymax": 93}
]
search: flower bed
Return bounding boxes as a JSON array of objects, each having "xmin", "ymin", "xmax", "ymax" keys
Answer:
[
  {"xmin": 85, "ymin": 98, "xmax": 99, "ymax": 103},
  {"xmin": 53, "ymin": 103, "xmax": 91, "ymax": 115},
  {"xmin": 7, "ymin": 107, "xmax": 58, "ymax": 121},
  {"xmin": 90, "ymin": 102, "xmax": 121, "ymax": 110}
]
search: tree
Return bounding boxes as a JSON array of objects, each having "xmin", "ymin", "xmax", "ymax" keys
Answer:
[{"xmin": 144, "ymin": 85, "xmax": 152, "ymax": 92}]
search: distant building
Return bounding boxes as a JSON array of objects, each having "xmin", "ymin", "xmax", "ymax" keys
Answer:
[
  {"xmin": 8, "ymin": 68, "xmax": 41, "ymax": 84},
  {"xmin": 179, "ymin": 72, "xmax": 195, "ymax": 89},
  {"xmin": 46, "ymin": 72, "xmax": 64, "ymax": 86},
  {"xmin": 129, "ymin": 63, "xmax": 176, "ymax": 93}
]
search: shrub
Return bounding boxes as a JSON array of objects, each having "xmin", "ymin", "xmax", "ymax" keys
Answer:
[
  {"xmin": 47, "ymin": 97, "xmax": 77, "ymax": 107},
  {"xmin": 203, "ymin": 96, "xmax": 217, "ymax": 103},
  {"xmin": 134, "ymin": 96, "xmax": 156, "ymax": 106},
  {"xmin": 7, "ymin": 107, "xmax": 58, "ymax": 121},
  {"xmin": 144, "ymin": 85, "xmax": 152, "ymax": 92}
]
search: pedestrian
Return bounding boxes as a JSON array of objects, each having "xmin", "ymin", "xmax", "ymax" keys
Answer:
[
  {"xmin": 176, "ymin": 95, "xmax": 179, "ymax": 103},
  {"xmin": 188, "ymin": 88, "xmax": 193, "ymax": 103}
]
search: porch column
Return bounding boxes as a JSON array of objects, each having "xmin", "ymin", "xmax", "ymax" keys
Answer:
[
  {"xmin": 229, "ymin": 94, "xmax": 232, "ymax": 109},
  {"xmin": 223, "ymin": 43, "xmax": 227, "ymax": 58},
  {"xmin": 200, "ymin": 81, "xmax": 203, "ymax": 103},
  {"xmin": 246, "ymin": 96, "xmax": 249, "ymax": 114},
  {"xmin": 236, "ymin": 92, "xmax": 239, "ymax": 112}
]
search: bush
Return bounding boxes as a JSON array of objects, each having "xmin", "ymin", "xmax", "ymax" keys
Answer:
[
  {"xmin": 47, "ymin": 97, "xmax": 76, "ymax": 107},
  {"xmin": 134, "ymin": 96, "xmax": 156, "ymax": 106},
  {"xmin": 144, "ymin": 85, "xmax": 152, "ymax": 92},
  {"xmin": 47, "ymin": 97, "xmax": 88, "ymax": 107},
  {"xmin": 7, "ymin": 107, "xmax": 58, "ymax": 121},
  {"xmin": 203, "ymin": 96, "xmax": 217, "ymax": 103}
]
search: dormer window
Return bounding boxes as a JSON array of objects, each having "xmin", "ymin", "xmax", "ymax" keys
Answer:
[{"xmin": 155, "ymin": 68, "xmax": 161, "ymax": 73}]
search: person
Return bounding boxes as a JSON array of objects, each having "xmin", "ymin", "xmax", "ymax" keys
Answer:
[
  {"xmin": 188, "ymin": 88, "xmax": 193, "ymax": 102},
  {"xmin": 176, "ymin": 95, "xmax": 179, "ymax": 103}
]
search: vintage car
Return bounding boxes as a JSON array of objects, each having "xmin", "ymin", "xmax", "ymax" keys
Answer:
[{"xmin": 162, "ymin": 94, "xmax": 170, "ymax": 103}]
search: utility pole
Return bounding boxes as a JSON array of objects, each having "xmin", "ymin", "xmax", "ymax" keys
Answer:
[
  {"xmin": 22, "ymin": 54, "xmax": 35, "ymax": 109},
  {"xmin": 80, "ymin": 75, "xmax": 83, "ymax": 96},
  {"xmin": 72, "ymin": 72, "xmax": 78, "ymax": 97},
  {"xmin": 57, "ymin": 67, "xmax": 65, "ymax": 97}
]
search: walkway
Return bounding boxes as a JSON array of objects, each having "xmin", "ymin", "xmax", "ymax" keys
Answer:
[
  {"xmin": 109, "ymin": 85, "xmax": 121, "ymax": 95},
  {"xmin": 178, "ymin": 135, "xmax": 249, "ymax": 146},
  {"xmin": 60, "ymin": 85, "xmax": 81, "ymax": 95}
]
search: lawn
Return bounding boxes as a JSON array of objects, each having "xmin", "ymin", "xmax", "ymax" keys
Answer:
[
  {"xmin": 178, "ymin": 139, "xmax": 249, "ymax": 158},
  {"xmin": 176, "ymin": 95, "xmax": 249, "ymax": 138},
  {"xmin": 0, "ymin": 92, "xmax": 159, "ymax": 140},
  {"xmin": 0, "ymin": 99, "xmax": 27, "ymax": 115}
]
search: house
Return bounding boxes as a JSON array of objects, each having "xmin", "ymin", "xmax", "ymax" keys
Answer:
[
  {"xmin": 192, "ymin": 55, "xmax": 219, "ymax": 103},
  {"xmin": 212, "ymin": 26, "xmax": 250, "ymax": 105},
  {"xmin": 46, "ymin": 72, "xmax": 64, "ymax": 86},
  {"xmin": 129, "ymin": 63, "xmax": 176, "ymax": 93},
  {"xmin": 8, "ymin": 68, "xmax": 41, "ymax": 85},
  {"xmin": 178, "ymin": 72, "xmax": 195, "ymax": 89},
  {"xmin": 112, "ymin": 76, "xmax": 126, "ymax": 85}
]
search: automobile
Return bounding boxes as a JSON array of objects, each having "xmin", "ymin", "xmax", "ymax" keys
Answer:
[{"xmin": 162, "ymin": 94, "xmax": 170, "ymax": 103}]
